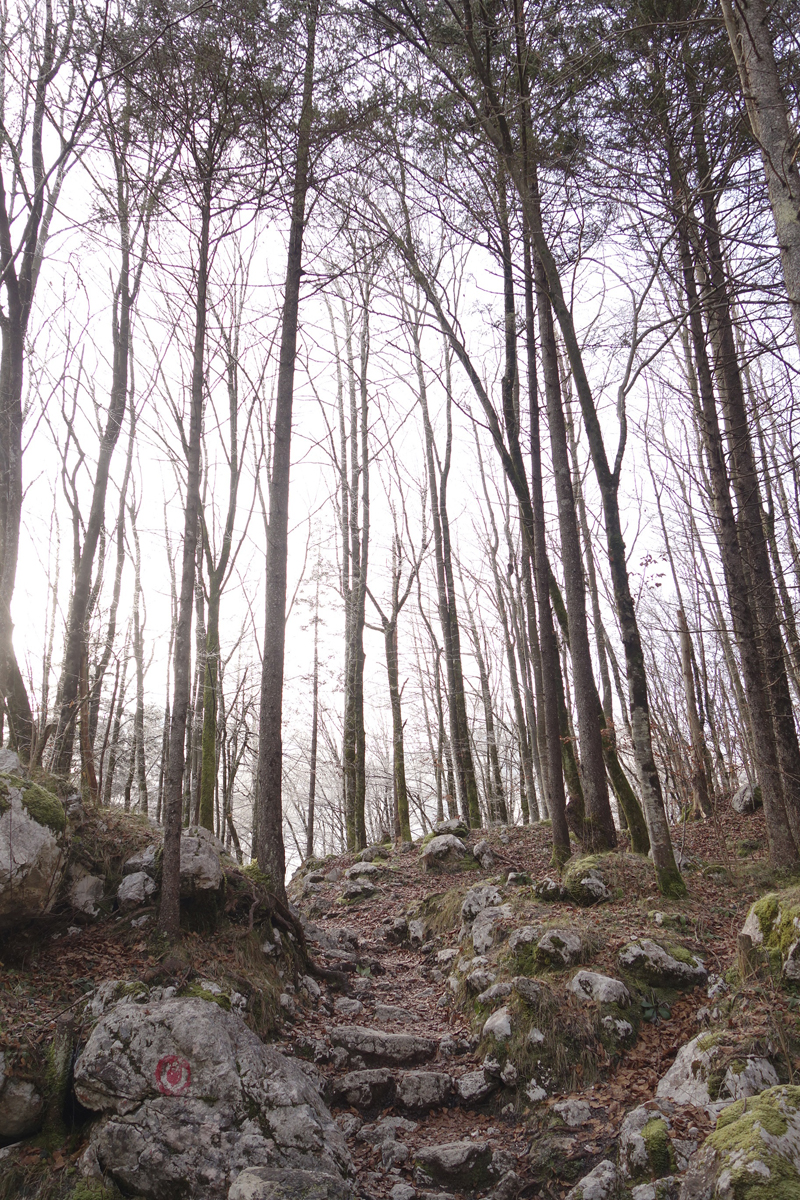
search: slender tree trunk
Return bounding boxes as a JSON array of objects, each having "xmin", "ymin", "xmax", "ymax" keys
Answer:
[
  {"xmin": 306, "ymin": 591, "xmax": 319, "ymax": 859},
  {"xmin": 719, "ymin": 0, "xmax": 800, "ymax": 349},
  {"xmin": 255, "ymin": 2, "xmax": 317, "ymax": 900},
  {"xmin": 159, "ymin": 180, "xmax": 211, "ymax": 936}
]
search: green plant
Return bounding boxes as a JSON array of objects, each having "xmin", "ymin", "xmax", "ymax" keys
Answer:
[{"xmin": 641, "ymin": 992, "xmax": 671, "ymax": 1024}]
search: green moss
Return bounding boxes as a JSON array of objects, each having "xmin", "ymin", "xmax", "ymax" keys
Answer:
[
  {"xmin": 0, "ymin": 774, "xmax": 65, "ymax": 833},
  {"xmin": 752, "ymin": 894, "xmax": 780, "ymax": 939},
  {"xmin": 641, "ymin": 1117, "xmax": 676, "ymax": 1177},
  {"xmin": 242, "ymin": 863, "xmax": 274, "ymax": 890},
  {"xmin": 703, "ymin": 1086, "xmax": 800, "ymax": 1197},
  {"xmin": 184, "ymin": 983, "xmax": 232, "ymax": 1011},
  {"xmin": 69, "ymin": 1184, "xmax": 120, "ymax": 1200},
  {"xmin": 696, "ymin": 1031, "xmax": 724, "ymax": 1053}
]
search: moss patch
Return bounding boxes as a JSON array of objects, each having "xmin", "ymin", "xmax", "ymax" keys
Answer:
[
  {"xmin": 0, "ymin": 774, "xmax": 65, "ymax": 833},
  {"xmin": 641, "ymin": 1117, "xmax": 676, "ymax": 1177},
  {"xmin": 702, "ymin": 1086, "xmax": 800, "ymax": 1200}
]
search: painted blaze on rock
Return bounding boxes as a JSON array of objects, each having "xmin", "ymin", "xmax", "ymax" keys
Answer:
[{"xmin": 74, "ymin": 997, "xmax": 349, "ymax": 1200}]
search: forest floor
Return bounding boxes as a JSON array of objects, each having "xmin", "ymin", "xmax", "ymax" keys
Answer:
[{"xmin": 1, "ymin": 803, "xmax": 798, "ymax": 1200}]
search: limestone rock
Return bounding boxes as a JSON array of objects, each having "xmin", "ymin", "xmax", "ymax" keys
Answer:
[
  {"xmin": 0, "ymin": 749, "xmax": 20, "ymax": 774},
  {"xmin": 620, "ymin": 1104, "xmax": 676, "ymax": 1180},
  {"xmin": 741, "ymin": 888, "xmax": 800, "ymax": 982},
  {"xmin": 507, "ymin": 925, "xmax": 541, "ymax": 955},
  {"xmin": 433, "ymin": 819, "xmax": 469, "ymax": 839},
  {"xmin": 0, "ymin": 774, "xmax": 66, "ymax": 929},
  {"xmin": 473, "ymin": 839, "xmax": 495, "ymax": 871},
  {"xmin": 421, "ymin": 835, "xmax": 467, "ymax": 868},
  {"xmin": 602, "ymin": 1015, "xmax": 635, "ymax": 1042},
  {"xmin": 563, "ymin": 858, "xmax": 611, "ymax": 906},
  {"xmin": 383, "ymin": 916, "xmax": 409, "ymax": 943},
  {"xmin": 229, "ymin": 1168, "xmax": 351, "ymax": 1200},
  {"xmin": 656, "ymin": 1033, "xmax": 779, "ymax": 1111},
  {"xmin": 631, "ymin": 1180, "xmax": 680, "ymax": 1200},
  {"xmin": 476, "ymin": 982, "xmax": 512, "ymax": 1006},
  {"xmin": 395, "ymin": 1071, "xmax": 453, "ymax": 1110},
  {"xmin": 471, "ymin": 905, "xmax": 513, "ymax": 955},
  {"xmin": 618, "ymin": 938, "xmax": 707, "ymax": 989},
  {"xmin": 554, "ymin": 1099, "xmax": 592, "ymax": 1128},
  {"xmin": 375, "ymin": 1004, "xmax": 413, "ymax": 1024},
  {"xmin": 0, "ymin": 1051, "xmax": 43, "ymax": 1140},
  {"xmin": 408, "ymin": 918, "xmax": 426, "ymax": 944},
  {"xmin": 179, "ymin": 826, "xmax": 225, "ymax": 895},
  {"xmin": 329, "ymin": 1026, "xmax": 437, "ymax": 1067},
  {"xmin": 461, "ymin": 885, "xmax": 502, "ymax": 924},
  {"xmin": 465, "ymin": 967, "xmax": 496, "ymax": 993},
  {"xmin": 414, "ymin": 1139, "xmax": 493, "ymax": 1188},
  {"xmin": 565, "ymin": 1160, "xmax": 619, "ymax": 1200},
  {"xmin": 512, "ymin": 977, "xmax": 542, "ymax": 1004},
  {"xmin": 437, "ymin": 948, "xmax": 458, "ymax": 968},
  {"xmin": 534, "ymin": 878, "xmax": 567, "ymax": 901},
  {"xmin": 568, "ymin": 970, "xmax": 630, "ymax": 1007},
  {"xmin": 332, "ymin": 1069, "xmax": 395, "ymax": 1108},
  {"xmin": 730, "ymin": 782, "xmax": 762, "ymax": 814},
  {"xmin": 679, "ymin": 1084, "xmax": 800, "ymax": 1200},
  {"xmin": 68, "ymin": 867, "xmax": 104, "ymax": 916},
  {"xmin": 123, "ymin": 844, "xmax": 157, "ymax": 875},
  {"xmin": 74, "ymin": 997, "xmax": 349, "ymax": 1200},
  {"xmin": 341, "ymin": 881, "xmax": 376, "ymax": 901},
  {"xmin": 456, "ymin": 1070, "xmax": 497, "ymax": 1103},
  {"xmin": 536, "ymin": 928, "xmax": 584, "ymax": 967},
  {"xmin": 333, "ymin": 997, "xmax": 364, "ymax": 1017},
  {"xmin": 482, "ymin": 1006, "xmax": 512, "ymax": 1041},
  {"xmin": 345, "ymin": 862, "xmax": 381, "ymax": 880},
  {"xmin": 117, "ymin": 870, "xmax": 156, "ymax": 910}
]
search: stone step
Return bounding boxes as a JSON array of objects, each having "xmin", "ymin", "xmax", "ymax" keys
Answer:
[
  {"xmin": 332, "ymin": 1068, "xmax": 454, "ymax": 1111},
  {"xmin": 328, "ymin": 1026, "xmax": 439, "ymax": 1067}
]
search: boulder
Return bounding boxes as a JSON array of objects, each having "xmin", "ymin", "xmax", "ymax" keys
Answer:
[
  {"xmin": 471, "ymin": 905, "xmax": 513, "ymax": 955},
  {"xmin": 473, "ymin": 839, "xmax": 495, "ymax": 870},
  {"xmin": 554, "ymin": 1099, "xmax": 592, "ymax": 1128},
  {"xmin": 536, "ymin": 928, "xmax": 584, "ymax": 967},
  {"xmin": 568, "ymin": 970, "xmax": 631, "ymax": 1007},
  {"xmin": 383, "ymin": 916, "xmax": 409, "ymax": 943},
  {"xmin": 123, "ymin": 844, "xmax": 157, "ymax": 875},
  {"xmin": 455, "ymin": 1070, "xmax": 498, "ymax": 1103},
  {"xmin": 395, "ymin": 1072, "xmax": 453, "ymax": 1111},
  {"xmin": 74, "ymin": 997, "xmax": 349, "ymax": 1200},
  {"xmin": 344, "ymin": 863, "xmax": 381, "ymax": 880},
  {"xmin": 741, "ymin": 887, "xmax": 800, "ymax": 982},
  {"xmin": 229, "ymin": 1168, "xmax": 351, "ymax": 1200},
  {"xmin": 0, "ymin": 1051, "xmax": 43, "ymax": 1140},
  {"xmin": 620, "ymin": 1104, "xmax": 678, "ymax": 1180},
  {"xmin": 482, "ymin": 1007, "xmax": 512, "ymax": 1041},
  {"xmin": 631, "ymin": 1180, "xmax": 680, "ymax": 1200},
  {"xmin": 68, "ymin": 867, "xmax": 104, "ymax": 916},
  {"xmin": 563, "ymin": 857, "xmax": 612, "ymax": 905},
  {"xmin": 117, "ymin": 870, "xmax": 156, "ymax": 910},
  {"xmin": 461, "ymin": 885, "xmax": 502, "ymax": 924},
  {"xmin": 476, "ymin": 982, "xmax": 512, "ymax": 1006},
  {"xmin": 179, "ymin": 826, "xmax": 225, "ymax": 895},
  {"xmin": 0, "ymin": 749, "xmax": 20, "ymax": 773},
  {"xmin": 341, "ymin": 881, "xmax": 376, "ymax": 901},
  {"xmin": 437, "ymin": 948, "xmax": 459, "ymax": 968},
  {"xmin": 421, "ymin": 835, "xmax": 467, "ymax": 869},
  {"xmin": 415, "ymin": 1139, "xmax": 493, "ymax": 1188},
  {"xmin": 408, "ymin": 918, "xmax": 426, "ymax": 944},
  {"xmin": 602, "ymin": 1015, "xmax": 635, "ymax": 1042},
  {"xmin": 565, "ymin": 1160, "xmax": 619, "ymax": 1200},
  {"xmin": 507, "ymin": 925, "xmax": 541, "ymax": 954},
  {"xmin": 618, "ymin": 938, "xmax": 707, "ymax": 989},
  {"xmin": 512, "ymin": 976, "xmax": 542, "ymax": 1004},
  {"xmin": 333, "ymin": 997, "xmax": 364, "ymax": 1017},
  {"xmin": 328, "ymin": 1026, "xmax": 438, "ymax": 1067},
  {"xmin": 374, "ymin": 1004, "xmax": 414, "ymax": 1024},
  {"xmin": 434, "ymin": 819, "xmax": 469, "ymax": 839},
  {"xmin": 655, "ymin": 1033, "xmax": 779, "ymax": 1111},
  {"xmin": 730, "ymin": 782, "xmax": 762, "ymax": 814},
  {"xmin": 0, "ymin": 774, "xmax": 66, "ymax": 929},
  {"xmin": 679, "ymin": 1084, "xmax": 800, "ymax": 1199},
  {"xmin": 332, "ymin": 1069, "xmax": 395, "ymax": 1109},
  {"xmin": 534, "ymin": 878, "xmax": 567, "ymax": 901},
  {"xmin": 465, "ymin": 967, "xmax": 496, "ymax": 994}
]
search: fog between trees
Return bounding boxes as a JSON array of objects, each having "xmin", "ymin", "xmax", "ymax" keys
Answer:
[{"xmin": 2, "ymin": 0, "xmax": 800, "ymax": 923}]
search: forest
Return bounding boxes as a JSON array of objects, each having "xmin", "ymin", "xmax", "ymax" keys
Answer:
[{"xmin": 2, "ymin": 0, "xmax": 800, "ymax": 930}]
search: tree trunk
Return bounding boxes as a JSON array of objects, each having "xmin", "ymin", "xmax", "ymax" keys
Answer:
[
  {"xmin": 159, "ymin": 180, "xmax": 211, "ymax": 936},
  {"xmin": 255, "ymin": 1, "xmax": 317, "ymax": 900},
  {"xmin": 719, "ymin": 0, "xmax": 800, "ymax": 350}
]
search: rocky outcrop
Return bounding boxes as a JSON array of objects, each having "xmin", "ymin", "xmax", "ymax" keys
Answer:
[
  {"xmin": 565, "ymin": 1160, "xmax": 619, "ymax": 1200},
  {"xmin": 618, "ymin": 939, "xmax": 707, "ymax": 989},
  {"xmin": 679, "ymin": 1085, "xmax": 800, "ymax": 1199},
  {"xmin": 568, "ymin": 970, "xmax": 631, "ymax": 1007},
  {"xmin": 655, "ymin": 1032, "xmax": 779, "ymax": 1112},
  {"xmin": 536, "ymin": 928, "xmax": 584, "ymax": 967},
  {"xmin": 420, "ymin": 835, "xmax": 467, "ymax": 869},
  {"xmin": 730, "ymin": 782, "xmax": 762, "ymax": 814},
  {"xmin": 329, "ymin": 1026, "xmax": 438, "ymax": 1067},
  {"xmin": 0, "ymin": 774, "xmax": 67, "ymax": 929},
  {"xmin": 741, "ymin": 887, "xmax": 800, "ymax": 981},
  {"xmin": 117, "ymin": 870, "xmax": 157, "ymax": 909},
  {"xmin": 229, "ymin": 1168, "xmax": 352, "ymax": 1200},
  {"xmin": 74, "ymin": 997, "xmax": 349, "ymax": 1200},
  {"xmin": 0, "ymin": 1051, "xmax": 43, "ymax": 1140},
  {"xmin": 414, "ymin": 1139, "xmax": 493, "ymax": 1188}
]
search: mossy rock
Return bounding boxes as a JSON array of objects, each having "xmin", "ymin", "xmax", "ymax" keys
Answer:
[
  {"xmin": 0, "ymin": 774, "xmax": 65, "ymax": 833},
  {"xmin": 742, "ymin": 887, "xmax": 800, "ymax": 982},
  {"xmin": 562, "ymin": 855, "xmax": 611, "ymax": 906},
  {"xmin": 641, "ymin": 1116, "xmax": 676, "ymax": 1178},
  {"xmin": 683, "ymin": 1085, "xmax": 800, "ymax": 1200}
]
